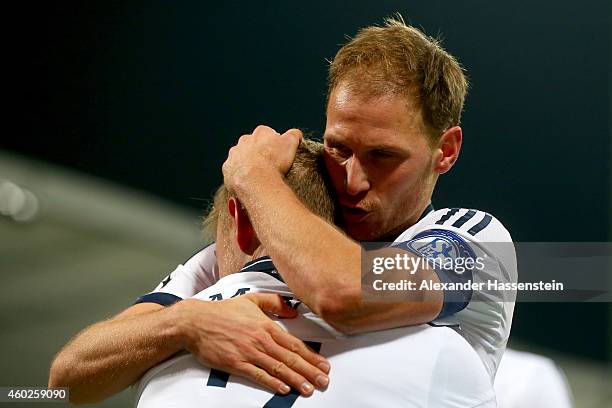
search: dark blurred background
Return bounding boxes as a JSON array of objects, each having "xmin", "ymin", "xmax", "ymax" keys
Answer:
[{"xmin": 2, "ymin": 1, "xmax": 610, "ymax": 406}]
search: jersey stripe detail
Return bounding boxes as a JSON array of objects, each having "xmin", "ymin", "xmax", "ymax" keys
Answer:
[
  {"xmin": 452, "ymin": 209, "xmax": 477, "ymax": 228},
  {"xmin": 467, "ymin": 213, "xmax": 493, "ymax": 236},
  {"xmin": 241, "ymin": 257, "xmax": 274, "ymax": 272},
  {"xmin": 134, "ymin": 292, "xmax": 182, "ymax": 306},
  {"xmin": 240, "ymin": 256, "xmax": 285, "ymax": 283},
  {"xmin": 435, "ymin": 208, "xmax": 459, "ymax": 225}
]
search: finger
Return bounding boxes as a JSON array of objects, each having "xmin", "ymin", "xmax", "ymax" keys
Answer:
[
  {"xmin": 253, "ymin": 124, "xmax": 279, "ymax": 136},
  {"xmin": 235, "ymin": 362, "xmax": 292, "ymax": 395},
  {"xmin": 261, "ymin": 337, "xmax": 329, "ymax": 391},
  {"xmin": 281, "ymin": 128, "xmax": 303, "ymax": 146},
  {"xmin": 250, "ymin": 351, "xmax": 315, "ymax": 397},
  {"xmin": 270, "ymin": 328, "xmax": 330, "ymax": 375},
  {"xmin": 246, "ymin": 293, "xmax": 298, "ymax": 318}
]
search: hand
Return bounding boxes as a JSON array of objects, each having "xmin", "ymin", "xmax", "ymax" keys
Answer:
[
  {"xmin": 222, "ymin": 125, "xmax": 302, "ymax": 193},
  {"xmin": 174, "ymin": 293, "xmax": 330, "ymax": 396}
]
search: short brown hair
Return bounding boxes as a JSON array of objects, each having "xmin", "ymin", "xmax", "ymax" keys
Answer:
[
  {"xmin": 202, "ymin": 139, "xmax": 336, "ymax": 242},
  {"xmin": 328, "ymin": 15, "xmax": 468, "ymax": 139}
]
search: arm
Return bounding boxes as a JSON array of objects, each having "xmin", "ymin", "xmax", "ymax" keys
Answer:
[
  {"xmin": 49, "ymin": 294, "xmax": 330, "ymax": 404},
  {"xmin": 233, "ymin": 165, "xmax": 442, "ymax": 333},
  {"xmin": 223, "ymin": 127, "xmax": 443, "ymax": 334},
  {"xmin": 49, "ymin": 303, "xmax": 179, "ymax": 404}
]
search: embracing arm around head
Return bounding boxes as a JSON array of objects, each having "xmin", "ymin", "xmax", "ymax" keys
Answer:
[
  {"xmin": 222, "ymin": 126, "xmax": 444, "ymax": 334},
  {"xmin": 230, "ymin": 173, "xmax": 443, "ymax": 334}
]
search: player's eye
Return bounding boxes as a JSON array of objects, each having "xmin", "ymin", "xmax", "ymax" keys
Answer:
[
  {"xmin": 326, "ymin": 145, "xmax": 352, "ymax": 161},
  {"xmin": 370, "ymin": 149, "xmax": 397, "ymax": 159}
]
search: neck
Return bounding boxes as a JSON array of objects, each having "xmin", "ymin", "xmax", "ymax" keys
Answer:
[
  {"xmin": 377, "ymin": 200, "xmax": 433, "ymax": 242},
  {"xmin": 218, "ymin": 246, "xmax": 269, "ymax": 278},
  {"xmin": 251, "ymin": 246, "xmax": 268, "ymax": 261}
]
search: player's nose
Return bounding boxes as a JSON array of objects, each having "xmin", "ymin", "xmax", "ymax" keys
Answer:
[{"xmin": 345, "ymin": 156, "xmax": 370, "ymax": 196}]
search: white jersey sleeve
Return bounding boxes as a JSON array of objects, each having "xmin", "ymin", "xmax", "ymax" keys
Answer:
[
  {"xmin": 394, "ymin": 207, "xmax": 517, "ymax": 380},
  {"xmin": 494, "ymin": 349, "xmax": 573, "ymax": 408},
  {"xmin": 134, "ymin": 243, "xmax": 219, "ymax": 305}
]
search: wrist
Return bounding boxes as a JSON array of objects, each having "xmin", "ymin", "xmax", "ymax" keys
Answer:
[
  {"xmin": 164, "ymin": 299, "xmax": 198, "ymax": 351},
  {"xmin": 232, "ymin": 165, "xmax": 284, "ymax": 199}
]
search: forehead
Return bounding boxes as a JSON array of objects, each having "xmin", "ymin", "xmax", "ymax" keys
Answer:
[{"xmin": 324, "ymin": 84, "xmax": 426, "ymax": 148}]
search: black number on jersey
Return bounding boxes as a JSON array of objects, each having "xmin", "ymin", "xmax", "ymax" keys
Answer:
[
  {"xmin": 160, "ymin": 274, "xmax": 172, "ymax": 288},
  {"xmin": 231, "ymin": 287, "xmax": 250, "ymax": 297},
  {"xmin": 206, "ymin": 341, "xmax": 323, "ymax": 407},
  {"xmin": 209, "ymin": 287, "xmax": 251, "ymax": 301}
]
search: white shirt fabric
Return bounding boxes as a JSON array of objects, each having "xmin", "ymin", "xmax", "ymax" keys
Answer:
[
  {"xmin": 135, "ymin": 268, "xmax": 496, "ymax": 408},
  {"xmin": 147, "ymin": 243, "xmax": 219, "ymax": 299},
  {"xmin": 393, "ymin": 208, "xmax": 518, "ymax": 380},
  {"xmin": 143, "ymin": 207, "xmax": 517, "ymax": 381},
  {"xmin": 494, "ymin": 349, "xmax": 573, "ymax": 408}
]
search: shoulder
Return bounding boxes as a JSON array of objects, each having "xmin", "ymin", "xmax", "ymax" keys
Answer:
[
  {"xmin": 394, "ymin": 207, "xmax": 516, "ymax": 275},
  {"xmin": 180, "ymin": 242, "xmax": 217, "ymax": 270},
  {"xmin": 397, "ymin": 207, "xmax": 512, "ymax": 243},
  {"xmin": 144, "ymin": 243, "xmax": 219, "ymax": 300},
  {"xmin": 395, "ymin": 207, "xmax": 517, "ymax": 277}
]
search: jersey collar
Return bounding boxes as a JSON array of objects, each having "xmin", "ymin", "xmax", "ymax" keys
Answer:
[
  {"xmin": 419, "ymin": 203, "xmax": 435, "ymax": 222},
  {"xmin": 240, "ymin": 256, "xmax": 285, "ymax": 283}
]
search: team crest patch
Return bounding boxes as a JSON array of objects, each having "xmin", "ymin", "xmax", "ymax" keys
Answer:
[{"xmin": 395, "ymin": 229, "xmax": 477, "ymax": 268}]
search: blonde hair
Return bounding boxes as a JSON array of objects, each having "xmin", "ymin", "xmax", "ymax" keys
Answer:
[
  {"xmin": 202, "ymin": 139, "xmax": 336, "ymax": 242},
  {"xmin": 328, "ymin": 14, "xmax": 468, "ymax": 139}
]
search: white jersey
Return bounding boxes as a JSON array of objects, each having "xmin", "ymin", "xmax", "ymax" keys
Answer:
[
  {"xmin": 393, "ymin": 207, "xmax": 517, "ymax": 380},
  {"xmin": 138, "ymin": 206, "xmax": 516, "ymax": 381},
  {"xmin": 143, "ymin": 243, "xmax": 219, "ymax": 301},
  {"xmin": 135, "ymin": 264, "xmax": 495, "ymax": 408},
  {"xmin": 494, "ymin": 349, "xmax": 573, "ymax": 408}
]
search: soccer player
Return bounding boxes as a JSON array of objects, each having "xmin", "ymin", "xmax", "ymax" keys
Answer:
[
  {"xmin": 135, "ymin": 140, "xmax": 495, "ymax": 407},
  {"xmin": 49, "ymin": 16, "xmax": 517, "ymax": 403},
  {"xmin": 219, "ymin": 15, "xmax": 516, "ymax": 382}
]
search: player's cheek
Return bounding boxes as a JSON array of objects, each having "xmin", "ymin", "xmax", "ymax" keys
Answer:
[{"xmin": 323, "ymin": 154, "xmax": 346, "ymax": 193}]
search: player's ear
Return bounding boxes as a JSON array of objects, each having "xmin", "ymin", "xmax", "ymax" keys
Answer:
[
  {"xmin": 433, "ymin": 126, "xmax": 462, "ymax": 175},
  {"xmin": 228, "ymin": 197, "xmax": 260, "ymax": 255}
]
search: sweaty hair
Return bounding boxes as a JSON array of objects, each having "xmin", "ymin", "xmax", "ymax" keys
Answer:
[
  {"xmin": 202, "ymin": 139, "xmax": 336, "ymax": 242},
  {"xmin": 327, "ymin": 14, "xmax": 468, "ymax": 140}
]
